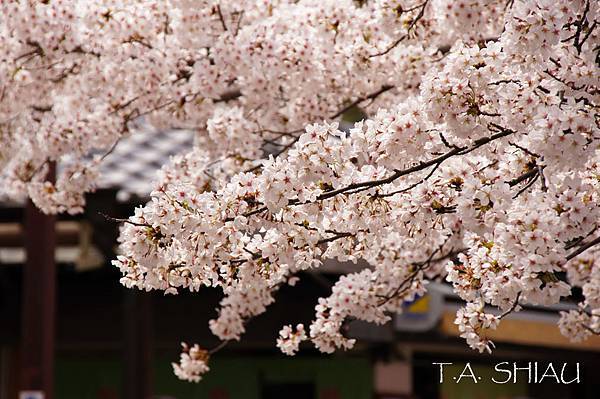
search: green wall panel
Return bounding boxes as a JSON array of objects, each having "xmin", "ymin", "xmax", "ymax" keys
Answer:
[{"xmin": 54, "ymin": 354, "xmax": 372, "ymax": 399}]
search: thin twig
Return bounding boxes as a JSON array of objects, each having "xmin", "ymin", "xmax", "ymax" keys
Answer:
[
  {"xmin": 215, "ymin": 4, "xmax": 228, "ymax": 31},
  {"xmin": 208, "ymin": 340, "xmax": 230, "ymax": 355},
  {"xmin": 511, "ymin": 173, "xmax": 539, "ymax": 199},
  {"xmin": 377, "ymin": 243, "xmax": 462, "ymax": 307},
  {"xmin": 509, "ymin": 141, "xmax": 540, "ymax": 158},
  {"xmin": 247, "ymin": 84, "xmax": 396, "ymax": 173},
  {"xmin": 377, "ymin": 161, "xmax": 441, "ymax": 198},
  {"xmin": 234, "ymin": 10, "xmax": 245, "ymax": 36},
  {"xmin": 499, "ymin": 292, "xmax": 521, "ymax": 320},
  {"xmin": 369, "ymin": 1, "xmax": 429, "ymax": 58},
  {"xmin": 100, "ymin": 137, "xmax": 122, "ymax": 161},
  {"xmin": 330, "ymin": 85, "xmax": 395, "ymax": 119},
  {"xmin": 98, "ymin": 212, "xmax": 150, "ymax": 228}
]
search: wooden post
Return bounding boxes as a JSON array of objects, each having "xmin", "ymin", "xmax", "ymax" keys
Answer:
[
  {"xmin": 123, "ymin": 290, "xmax": 153, "ymax": 399},
  {"xmin": 20, "ymin": 187, "xmax": 57, "ymax": 399}
]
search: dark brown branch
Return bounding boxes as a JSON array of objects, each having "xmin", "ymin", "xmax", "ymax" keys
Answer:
[
  {"xmin": 565, "ymin": 227, "xmax": 597, "ymax": 250},
  {"xmin": 98, "ymin": 212, "xmax": 150, "ymax": 228},
  {"xmin": 30, "ymin": 105, "xmax": 53, "ymax": 113},
  {"xmin": 124, "ymin": 36, "xmax": 153, "ymax": 49},
  {"xmin": 438, "ymin": 131, "xmax": 459, "ymax": 149},
  {"xmin": 511, "ymin": 172, "xmax": 539, "ymax": 199},
  {"xmin": 238, "ymin": 126, "xmax": 516, "ymax": 220},
  {"xmin": 100, "ymin": 137, "xmax": 122, "ymax": 161},
  {"xmin": 578, "ymin": 21, "xmax": 597, "ymax": 51},
  {"xmin": 376, "ymin": 161, "xmax": 441, "ymax": 198},
  {"xmin": 499, "ymin": 292, "xmax": 521, "ymax": 319},
  {"xmin": 15, "ymin": 48, "xmax": 41, "ymax": 62},
  {"xmin": 316, "ymin": 127, "xmax": 514, "ymax": 202},
  {"xmin": 488, "ymin": 79, "xmax": 521, "ymax": 86},
  {"xmin": 581, "ymin": 323, "xmax": 600, "ymax": 335},
  {"xmin": 215, "ymin": 4, "xmax": 228, "ymax": 31},
  {"xmin": 234, "ymin": 10, "xmax": 245, "ymax": 36},
  {"xmin": 317, "ymin": 231, "xmax": 354, "ymax": 245},
  {"xmin": 330, "ymin": 85, "xmax": 395, "ymax": 119},
  {"xmin": 544, "ymin": 69, "xmax": 585, "ymax": 91},
  {"xmin": 509, "ymin": 141, "xmax": 540, "ymax": 158},
  {"xmin": 254, "ymin": 128, "xmax": 304, "ymax": 138},
  {"xmin": 215, "ymin": 89, "xmax": 242, "ymax": 103},
  {"xmin": 566, "ymin": 235, "xmax": 600, "ymax": 261},
  {"xmin": 507, "ymin": 168, "xmax": 538, "ymax": 187},
  {"xmin": 569, "ymin": 0, "xmax": 591, "ymax": 54}
]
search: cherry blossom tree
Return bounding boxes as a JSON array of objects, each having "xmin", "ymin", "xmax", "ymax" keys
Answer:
[{"xmin": 1, "ymin": 0, "xmax": 599, "ymax": 382}]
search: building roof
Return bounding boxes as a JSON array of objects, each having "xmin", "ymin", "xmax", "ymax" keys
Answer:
[{"xmin": 97, "ymin": 128, "xmax": 194, "ymax": 201}]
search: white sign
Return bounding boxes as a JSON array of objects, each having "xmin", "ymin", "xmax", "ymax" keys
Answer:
[{"xmin": 19, "ymin": 391, "xmax": 44, "ymax": 399}]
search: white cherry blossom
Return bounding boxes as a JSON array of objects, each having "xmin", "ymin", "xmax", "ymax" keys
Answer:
[{"xmin": 1, "ymin": 0, "xmax": 599, "ymax": 382}]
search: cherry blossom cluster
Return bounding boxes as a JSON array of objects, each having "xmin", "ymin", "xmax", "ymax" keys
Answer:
[
  {"xmin": 277, "ymin": 324, "xmax": 307, "ymax": 356},
  {"xmin": 1, "ymin": 0, "xmax": 450, "ymax": 211},
  {"xmin": 454, "ymin": 299, "xmax": 501, "ymax": 353},
  {"xmin": 559, "ymin": 250, "xmax": 600, "ymax": 342},
  {"xmin": 2, "ymin": 0, "xmax": 599, "ymax": 382},
  {"xmin": 172, "ymin": 342, "xmax": 211, "ymax": 383}
]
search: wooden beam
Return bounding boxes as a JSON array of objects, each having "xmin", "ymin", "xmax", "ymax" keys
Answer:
[
  {"xmin": 0, "ymin": 221, "xmax": 80, "ymax": 247},
  {"xmin": 440, "ymin": 311, "xmax": 600, "ymax": 351}
]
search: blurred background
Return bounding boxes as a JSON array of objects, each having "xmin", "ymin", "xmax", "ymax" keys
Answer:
[{"xmin": 1, "ymin": 129, "xmax": 599, "ymax": 399}]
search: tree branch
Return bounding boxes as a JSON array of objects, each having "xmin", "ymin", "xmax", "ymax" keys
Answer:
[
  {"xmin": 369, "ymin": 1, "xmax": 429, "ymax": 58},
  {"xmin": 238, "ymin": 126, "xmax": 516, "ymax": 220},
  {"xmin": 566, "ymin": 235, "xmax": 600, "ymax": 261},
  {"xmin": 316, "ymin": 126, "xmax": 515, "ymax": 202},
  {"xmin": 507, "ymin": 168, "xmax": 538, "ymax": 187},
  {"xmin": 330, "ymin": 84, "xmax": 395, "ymax": 119},
  {"xmin": 98, "ymin": 212, "xmax": 150, "ymax": 228},
  {"xmin": 499, "ymin": 292, "xmax": 521, "ymax": 320},
  {"xmin": 377, "ymin": 244, "xmax": 463, "ymax": 306},
  {"xmin": 214, "ymin": 4, "xmax": 228, "ymax": 32}
]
